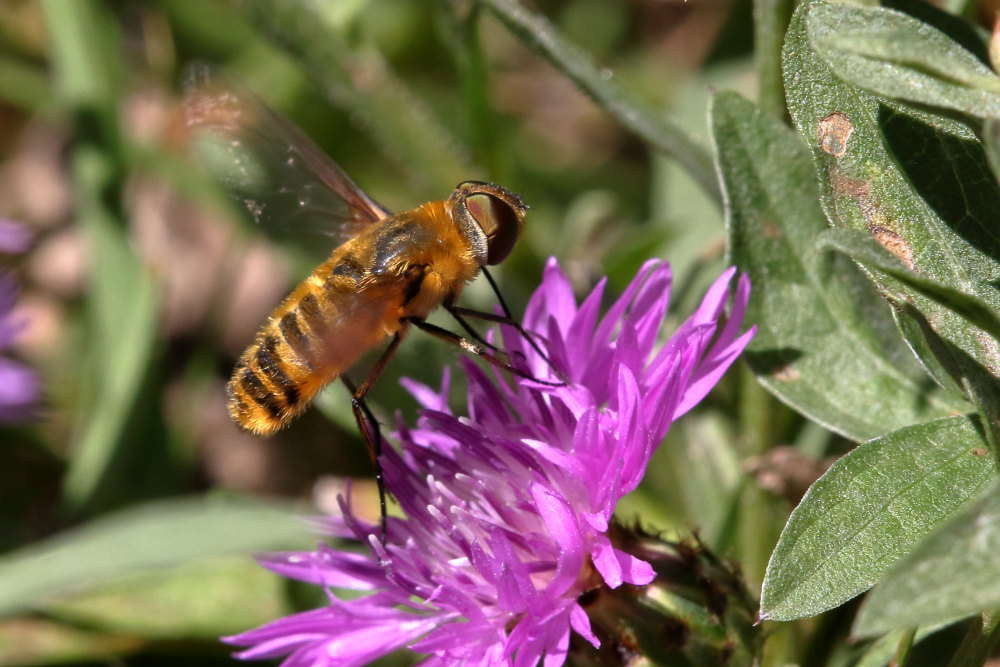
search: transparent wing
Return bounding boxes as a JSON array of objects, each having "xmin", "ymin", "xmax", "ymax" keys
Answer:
[{"xmin": 183, "ymin": 66, "xmax": 391, "ymax": 248}]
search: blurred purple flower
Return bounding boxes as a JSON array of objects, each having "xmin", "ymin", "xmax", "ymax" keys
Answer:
[
  {"xmin": 226, "ymin": 259, "xmax": 755, "ymax": 666},
  {"xmin": 0, "ymin": 219, "xmax": 32, "ymax": 254},
  {"xmin": 0, "ymin": 222, "xmax": 37, "ymax": 423}
]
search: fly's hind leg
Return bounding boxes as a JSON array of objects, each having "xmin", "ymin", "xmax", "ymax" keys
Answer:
[
  {"xmin": 341, "ymin": 375, "xmax": 388, "ymax": 544},
  {"xmin": 341, "ymin": 325, "xmax": 409, "ymax": 545}
]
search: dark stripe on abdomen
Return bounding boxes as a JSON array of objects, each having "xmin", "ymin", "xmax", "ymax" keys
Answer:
[
  {"xmin": 239, "ymin": 367, "xmax": 284, "ymax": 421},
  {"xmin": 257, "ymin": 335, "xmax": 301, "ymax": 407},
  {"xmin": 279, "ymin": 312, "xmax": 312, "ymax": 369},
  {"xmin": 299, "ymin": 292, "xmax": 325, "ymax": 332}
]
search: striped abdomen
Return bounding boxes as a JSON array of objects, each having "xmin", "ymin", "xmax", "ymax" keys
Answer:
[{"xmin": 226, "ymin": 249, "xmax": 395, "ymax": 435}]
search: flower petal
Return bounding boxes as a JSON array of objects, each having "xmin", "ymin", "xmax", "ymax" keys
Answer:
[
  {"xmin": 569, "ymin": 602, "xmax": 600, "ymax": 649},
  {"xmin": 0, "ymin": 357, "xmax": 37, "ymax": 422},
  {"xmin": 257, "ymin": 546, "xmax": 383, "ymax": 590},
  {"xmin": 226, "ymin": 596, "xmax": 443, "ymax": 666},
  {"xmin": 591, "ymin": 541, "xmax": 655, "ymax": 587}
]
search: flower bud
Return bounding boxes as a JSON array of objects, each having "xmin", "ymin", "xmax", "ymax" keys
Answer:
[{"xmin": 569, "ymin": 524, "xmax": 760, "ymax": 666}]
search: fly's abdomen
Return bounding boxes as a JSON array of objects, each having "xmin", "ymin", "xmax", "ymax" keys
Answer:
[
  {"xmin": 226, "ymin": 258, "xmax": 393, "ymax": 435},
  {"xmin": 227, "ymin": 304, "xmax": 317, "ymax": 435},
  {"xmin": 227, "ymin": 281, "xmax": 333, "ymax": 434}
]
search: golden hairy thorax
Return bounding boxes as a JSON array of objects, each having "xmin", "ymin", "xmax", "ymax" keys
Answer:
[{"xmin": 226, "ymin": 201, "xmax": 481, "ymax": 435}]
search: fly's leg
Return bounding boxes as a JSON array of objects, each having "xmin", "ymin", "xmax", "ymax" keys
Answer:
[
  {"xmin": 340, "ymin": 375, "xmax": 388, "ymax": 544},
  {"xmin": 405, "ymin": 317, "xmax": 562, "ymax": 386},
  {"xmin": 341, "ymin": 325, "xmax": 409, "ymax": 545},
  {"xmin": 447, "ymin": 267, "xmax": 567, "ymax": 384},
  {"xmin": 445, "ymin": 305, "xmax": 501, "ymax": 354}
]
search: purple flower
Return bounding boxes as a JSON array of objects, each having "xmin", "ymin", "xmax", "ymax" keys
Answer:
[
  {"xmin": 0, "ymin": 222, "xmax": 37, "ymax": 423},
  {"xmin": 225, "ymin": 258, "xmax": 755, "ymax": 666},
  {"xmin": 0, "ymin": 219, "xmax": 32, "ymax": 254}
]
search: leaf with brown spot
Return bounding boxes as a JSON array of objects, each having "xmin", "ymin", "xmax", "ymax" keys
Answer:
[
  {"xmin": 714, "ymin": 91, "xmax": 965, "ymax": 441},
  {"xmin": 817, "ymin": 111, "xmax": 854, "ymax": 157},
  {"xmin": 786, "ymin": 0, "xmax": 1000, "ymax": 381}
]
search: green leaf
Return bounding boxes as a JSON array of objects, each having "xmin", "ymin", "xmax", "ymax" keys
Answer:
[
  {"xmin": 853, "ymin": 627, "xmax": 939, "ymax": 667},
  {"xmin": 0, "ymin": 496, "xmax": 312, "ymax": 619},
  {"xmin": 713, "ymin": 91, "xmax": 964, "ymax": 442},
  {"xmin": 809, "ymin": 4, "xmax": 1000, "ymax": 119},
  {"xmin": 46, "ymin": 556, "xmax": 286, "ymax": 639},
  {"xmin": 44, "ymin": 0, "xmax": 166, "ymax": 512},
  {"xmin": 784, "ymin": 0, "xmax": 1000, "ymax": 380},
  {"xmin": 854, "ymin": 480, "xmax": 1000, "ymax": 637},
  {"xmin": 984, "ymin": 117, "xmax": 1000, "ymax": 184},
  {"xmin": 0, "ymin": 558, "xmax": 285, "ymax": 664},
  {"xmin": 62, "ymin": 186, "xmax": 162, "ymax": 511},
  {"xmin": 759, "ymin": 416, "xmax": 995, "ymax": 621},
  {"xmin": 818, "ymin": 223, "xmax": 1000, "ymax": 452},
  {"xmin": 891, "ymin": 303, "xmax": 974, "ymax": 403},
  {"xmin": 817, "ymin": 228, "xmax": 1000, "ymax": 344}
]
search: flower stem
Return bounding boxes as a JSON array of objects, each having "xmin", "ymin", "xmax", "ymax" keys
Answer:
[
  {"xmin": 737, "ymin": 363, "xmax": 778, "ymax": 594},
  {"xmin": 477, "ymin": 0, "xmax": 721, "ymax": 205},
  {"xmin": 892, "ymin": 627, "xmax": 916, "ymax": 667},
  {"xmin": 753, "ymin": 0, "xmax": 793, "ymax": 119},
  {"xmin": 947, "ymin": 610, "xmax": 1000, "ymax": 667}
]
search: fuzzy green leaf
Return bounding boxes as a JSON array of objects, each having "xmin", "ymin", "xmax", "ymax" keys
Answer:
[
  {"xmin": 809, "ymin": 4, "xmax": 1000, "ymax": 119},
  {"xmin": 817, "ymin": 228, "xmax": 1000, "ymax": 344},
  {"xmin": 854, "ymin": 479, "xmax": 1000, "ymax": 637},
  {"xmin": 985, "ymin": 118, "xmax": 1000, "ymax": 183},
  {"xmin": 714, "ymin": 91, "xmax": 963, "ymax": 442},
  {"xmin": 784, "ymin": 0, "xmax": 1000, "ymax": 379},
  {"xmin": 760, "ymin": 416, "xmax": 995, "ymax": 621}
]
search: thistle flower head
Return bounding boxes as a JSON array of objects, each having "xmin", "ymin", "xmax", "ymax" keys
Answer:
[{"xmin": 226, "ymin": 259, "xmax": 755, "ymax": 666}]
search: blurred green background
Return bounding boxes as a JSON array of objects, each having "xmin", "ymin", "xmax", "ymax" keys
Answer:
[{"xmin": 0, "ymin": 0, "xmax": 932, "ymax": 664}]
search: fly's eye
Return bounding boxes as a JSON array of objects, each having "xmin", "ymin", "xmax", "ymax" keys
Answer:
[{"xmin": 465, "ymin": 193, "xmax": 521, "ymax": 265}]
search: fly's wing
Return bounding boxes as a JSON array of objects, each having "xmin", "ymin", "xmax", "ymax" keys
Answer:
[{"xmin": 183, "ymin": 67, "xmax": 391, "ymax": 249}]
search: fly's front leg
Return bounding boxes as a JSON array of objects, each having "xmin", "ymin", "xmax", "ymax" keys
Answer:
[
  {"xmin": 458, "ymin": 267, "xmax": 568, "ymax": 383},
  {"xmin": 444, "ymin": 303, "xmax": 502, "ymax": 355},
  {"xmin": 443, "ymin": 310, "xmax": 567, "ymax": 386},
  {"xmin": 405, "ymin": 317, "xmax": 562, "ymax": 386}
]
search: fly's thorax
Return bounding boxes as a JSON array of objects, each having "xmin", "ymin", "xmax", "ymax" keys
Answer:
[
  {"xmin": 383, "ymin": 209, "xmax": 482, "ymax": 319},
  {"xmin": 447, "ymin": 181, "xmax": 527, "ymax": 267},
  {"xmin": 337, "ymin": 204, "xmax": 476, "ymax": 311},
  {"xmin": 363, "ymin": 210, "xmax": 445, "ymax": 279}
]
